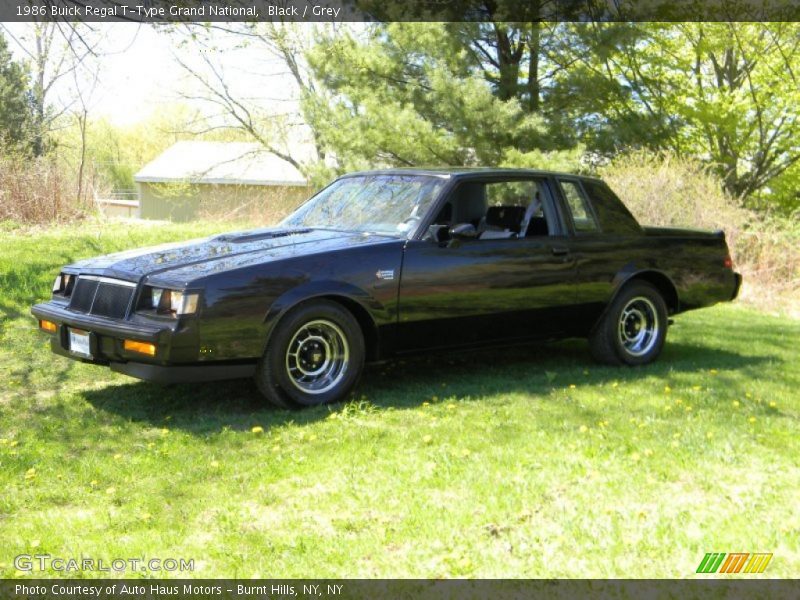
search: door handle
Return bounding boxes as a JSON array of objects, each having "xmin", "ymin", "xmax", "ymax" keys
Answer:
[{"xmin": 551, "ymin": 246, "xmax": 570, "ymax": 256}]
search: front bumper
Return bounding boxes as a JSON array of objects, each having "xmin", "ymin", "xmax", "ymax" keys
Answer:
[{"xmin": 30, "ymin": 301, "xmax": 251, "ymax": 383}]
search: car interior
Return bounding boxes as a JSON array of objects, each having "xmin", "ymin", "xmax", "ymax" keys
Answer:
[{"xmin": 429, "ymin": 180, "xmax": 551, "ymax": 241}]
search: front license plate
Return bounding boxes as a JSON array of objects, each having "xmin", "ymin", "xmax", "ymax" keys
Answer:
[{"xmin": 68, "ymin": 328, "xmax": 92, "ymax": 358}]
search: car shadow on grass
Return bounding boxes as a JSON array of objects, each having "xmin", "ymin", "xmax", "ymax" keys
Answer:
[{"xmin": 79, "ymin": 339, "xmax": 773, "ymax": 435}]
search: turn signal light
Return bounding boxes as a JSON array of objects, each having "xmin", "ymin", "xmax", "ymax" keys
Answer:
[
  {"xmin": 123, "ymin": 339, "xmax": 156, "ymax": 356},
  {"xmin": 39, "ymin": 319, "xmax": 57, "ymax": 333}
]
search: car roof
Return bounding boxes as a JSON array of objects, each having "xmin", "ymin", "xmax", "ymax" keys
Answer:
[{"xmin": 339, "ymin": 167, "xmax": 604, "ymax": 182}]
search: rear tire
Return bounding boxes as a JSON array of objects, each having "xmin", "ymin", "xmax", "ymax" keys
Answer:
[
  {"xmin": 255, "ymin": 300, "xmax": 365, "ymax": 408},
  {"xmin": 589, "ymin": 281, "xmax": 668, "ymax": 366}
]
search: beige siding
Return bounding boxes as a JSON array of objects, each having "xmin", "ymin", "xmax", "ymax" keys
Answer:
[{"xmin": 137, "ymin": 182, "xmax": 313, "ymax": 222}]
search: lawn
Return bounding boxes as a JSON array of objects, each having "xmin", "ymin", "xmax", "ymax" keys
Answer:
[{"xmin": 0, "ymin": 220, "xmax": 798, "ymax": 578}]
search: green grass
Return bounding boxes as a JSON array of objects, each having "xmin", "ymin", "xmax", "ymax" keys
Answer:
[{"xmin": 1, "ymin": 220, "xmax": 798, "ymax": 578}]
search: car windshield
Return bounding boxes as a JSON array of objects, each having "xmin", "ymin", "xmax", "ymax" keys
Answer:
[{"xmin": 281, "ymin": 174, "xmax": 446, "ymax": 238}]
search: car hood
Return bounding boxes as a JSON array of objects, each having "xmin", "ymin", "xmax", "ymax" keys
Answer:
[{"xmin": 65, "ymin": 227, "xmax": 396, "ymax": 286}]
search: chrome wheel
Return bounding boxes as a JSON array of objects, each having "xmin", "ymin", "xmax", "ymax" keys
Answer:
[
  {"xmin": 285, "ymin": 319, "xmax": 349, "ymax": 395},
  {"xmin": 618, "ymin": 296, "xmax": 660, "ymax": 357}
]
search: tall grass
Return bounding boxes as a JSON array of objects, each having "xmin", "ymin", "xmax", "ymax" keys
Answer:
[
  {"xmin": 0, "ymin": 154, "xmax": 95, "ymax": 224},
  {"xmin": 601, "ymin": 151, "xmax": 800, "ymax": 313}
]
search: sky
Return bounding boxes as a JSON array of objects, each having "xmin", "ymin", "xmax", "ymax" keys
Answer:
[{"xmin": 0, "ymin": 22, "xmax": 299, "ymax": 126}]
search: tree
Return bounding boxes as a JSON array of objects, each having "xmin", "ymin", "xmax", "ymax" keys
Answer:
[
  {"xmin": 550, "ymin": 23, "xmax": 800, "ymax": 198},
  {"xmin": 304, "ymin": 22, "xmax": 582, "ymax": 174},
  {"xmin": 168, "ymin": 23, "xmax": 326, "ymax": 173},
  {"xmin": 0, "ymin": 32, "xmax": 33, "ymax": 152}
]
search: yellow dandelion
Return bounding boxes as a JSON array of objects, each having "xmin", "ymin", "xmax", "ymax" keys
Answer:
[
  {"xmin": 90, "ymin": 480, "xmax": 98, "ymax": 487},
  {"xmin": 675, "ymin": 398, "xmax": 683, "ymax": 404},
  {"xmin": 709, "ymin": 369, "xmax": 718, "ymax": 375},
  {"xmin": 210, "ymin": 460, "xmax": 220, "ymax": 468},
  {"xmin": 105, "ymin": 487, "xmax": 116, "ymax": 495},
  {"xmin": 309, "ymin": 434, "xmax": 318, "ymax": 441},
  {"xmin": 160, "ymin": 428, "xmax": 169, "ymax": 435},
  {"xmin": 732, "ymin": 400, "xmax": 740, "ymax": 408},
  {"xmin": 685, "ymin": 406, "xmax": 693, "ymax": 412},
  {"xmin": 598, "ymin": 420, "xmax": 608, "ymax": 428},
  {"xmin": 569, "ymin": 384, "xmax": 577, "ymax": 389},
  {"xmin": 0, "ymin": 439, "xmax": 7, "ymax": 445},
  {"xmin": 692, "ymin": 385, "xmax": 702, "ymax": 391},
  {"xmin": 665, "ymin": 406, "xmax": 673, "ymax": 412},
  {"xmin": 579, "ymin": 425, "xmax": 589, "ymax": 433},
  {"xmin": 748, "ymin": 416, "xmax": 756, "ymax": 423},
  {"xmin": 612, "ymin": 382, "xmax": 619, "ymax": 388},
  {"xmin": 10, "ymin": 440, "xmax": 19, "ymax": 447},
  {"xmin": 706, "ymin": 431, "xmax": 714, "ymax": 439},
  {"xmin": 147, "ymin": 442, "xmax": 155, "ymax": 449},
  {"xmin": 271, "ymin": 444, "xmax": 281, "ymax": 452},
  {"xmin": 673, "ymin": 432, "xmax": 681, "ymax": 439},
  {"xmin": 113, "ymin": 453, "xmax": 123, "ymax": 460},
  {"xmin": 644, "ymin": 448, "xmax": 654, "ymax": 457},
  {"xmin": 24, "ymin": 468, "xmax": 36, "ymax": 480},
  {"xmin": 423, "ymin": 435, "xmax": 433, "ymax": 443},
  {"xmin": 769, "ymin": 401, "xmax": 777, "ymax": 408},
  {"xmin": 745, "ymin": 392, "xmax": 752, "ymax": 398},
  {"xmin": 664, "ymin": 386, "xmax": 672, "ymax": 394},
  {"xmin": 422, "ymin": 401, "xmax": 430, "ymax": 406},
  {"xmin": 447, "ymin": 403, "xmax": 456, "ymax": 409},
  {"xmin": 251, "ymin": 426, "xmax": 264, "ymax": 433}
]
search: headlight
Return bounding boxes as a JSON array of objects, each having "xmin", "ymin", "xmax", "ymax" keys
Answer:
[
  {"xmin": 52, "ymin": 273, "xmax": 74, "ymax": 296},
  {"xmin": 138, "ymin": 286, "xmax": 199, "ymax": 317}
]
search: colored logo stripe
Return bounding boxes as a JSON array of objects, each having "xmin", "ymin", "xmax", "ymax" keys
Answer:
[
  {"xmin": 697, "ymin": 553, "xmax": 726, "ymax": 573},
  {"xmin": 696, "ymin": 553, "xmax": 773, "ymax": 574}
]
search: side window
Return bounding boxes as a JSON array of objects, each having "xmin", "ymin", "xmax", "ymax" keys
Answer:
[
  {"xmin": 432, "ymin": 179, "xmax": 553, "ymax": 241},
  {"xmin": 559, "ymin": 180, "xmax": 599, "ymax": 233}
]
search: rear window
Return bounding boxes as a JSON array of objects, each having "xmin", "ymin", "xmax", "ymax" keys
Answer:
[{"xmin": 582, "ymin": 181, "xmax": 642, "ymax": 235}]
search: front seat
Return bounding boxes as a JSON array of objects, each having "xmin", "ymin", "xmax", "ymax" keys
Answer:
[{"xmin": 478, "ymin": 205, "xmax": 527, "ymax": 239}]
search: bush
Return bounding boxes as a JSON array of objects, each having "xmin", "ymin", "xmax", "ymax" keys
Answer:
[
  {"xmin": 600, "ymin": 151, "xmax": 799, "ymax": 311},
  {"xmin": 0, "ymin": 154, "xmax": 95, "ymax": 224}
]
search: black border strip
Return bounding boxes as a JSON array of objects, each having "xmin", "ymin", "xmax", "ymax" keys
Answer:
[{"xmin": 3, "ymin": 0, "xmax": 800, "ymax": 23}]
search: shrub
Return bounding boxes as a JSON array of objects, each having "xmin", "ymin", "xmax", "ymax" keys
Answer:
[
  {"xmin": 601, "ymin": 151, "xmax": 799, "ymax": 311},
  {"xmin": 0, "ymin": 154, "xmax": 95, "ymax": 224}
]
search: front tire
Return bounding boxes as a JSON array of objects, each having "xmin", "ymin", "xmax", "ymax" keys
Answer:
[
  {"xmin": 255, "ymin": 300, "xmax": 365, "ymax": 408},
  {"xmin": 589, "ymin": 281, "xmax": 668, "ymax": 366}
]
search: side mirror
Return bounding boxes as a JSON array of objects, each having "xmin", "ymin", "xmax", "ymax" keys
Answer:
[{"xmin": 449, "ymin": 223, "xmax": 477, "ymax": 240}]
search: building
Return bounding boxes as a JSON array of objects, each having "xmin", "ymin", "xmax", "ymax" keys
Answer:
[{"xmin": 134, "ymin": 141, "xmax": 312, "ymax": 221}]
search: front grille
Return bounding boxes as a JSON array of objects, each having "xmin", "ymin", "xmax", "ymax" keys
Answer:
[
  {"xmin": 68, "ymin": 276, "xmax": 135, "ymax": 319},
  {"xmin": 70, "ymin": 278, "xmax": 98, "ymax": 312}
]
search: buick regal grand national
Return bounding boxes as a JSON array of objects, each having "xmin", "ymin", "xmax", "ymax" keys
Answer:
[{"xmin": 32, "ymin": 169, "xmax": 742, "ymax": 408}]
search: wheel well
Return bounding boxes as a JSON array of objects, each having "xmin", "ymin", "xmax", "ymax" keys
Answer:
[
  {"xmin": 625, "ymin": 271, "xmax": 679, "ymax": 313},
  {"xmin": 319, "ymin": 294, "xmax": 380, "ymax": 362}
]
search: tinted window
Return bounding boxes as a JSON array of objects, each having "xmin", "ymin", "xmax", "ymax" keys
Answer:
[
  {"xmin": 559, "ymin": 180, "xmax": 599, "ymax": 233},
  {"xmin": 583, "ymin": 181, "xmax": 642, "ymax": 235}
]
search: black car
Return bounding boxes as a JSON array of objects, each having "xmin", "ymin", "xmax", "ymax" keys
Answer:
[{"xmin": 32, "ymin": 168, "xmax": 741, "ymax": 408}]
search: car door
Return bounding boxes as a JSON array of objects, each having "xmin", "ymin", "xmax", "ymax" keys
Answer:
[{"xmin": 395, "ymin": 177, "xmax": 578, "ymax": 352}]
